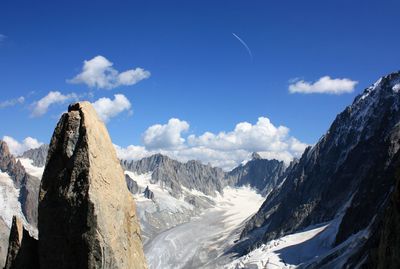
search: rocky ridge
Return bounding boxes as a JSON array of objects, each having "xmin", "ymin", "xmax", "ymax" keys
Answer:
[{"xmin": 235, "ymin": 71, "xmax": 400, "ymax": 267}]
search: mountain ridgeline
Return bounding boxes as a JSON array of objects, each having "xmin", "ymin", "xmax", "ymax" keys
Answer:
[
  {"xmin": 21, "ymin": 146, "xmax": 287, "ymax": 198},
  {"xmin": 121, "ymin": 153, "xmax": 287, "ymax": 197},
  {"xmin": 235, "ymin": 71, "xmax": 400, "ymax": 268}
]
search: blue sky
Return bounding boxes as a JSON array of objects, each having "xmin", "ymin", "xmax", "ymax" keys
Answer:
[{"xmin": 1, "ymin": 0, "xmax": 400, "ymax": 169}]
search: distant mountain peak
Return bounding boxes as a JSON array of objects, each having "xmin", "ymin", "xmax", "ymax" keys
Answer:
[{"xmin": 20, "ymin": 144, "xmax": 49, "ymax": 167}]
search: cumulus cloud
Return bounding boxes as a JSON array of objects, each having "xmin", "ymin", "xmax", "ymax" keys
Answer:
[
  {"xmin": 143, "ymin": 118, "xmax": 189, "ymax": 150},
  {"xmin": 68, "ymin": 55, "xmax": 150, "ymax": 89},
  {"xmin": 115, "ymin": 117, "xmax": 308, "ymax": 170},
  {"xmin": 289, "ymin": 76, "xmax": 358, "ymax": 94},
  {"xmin": 0, "ymin": 96, "xmax": 25, "ymax": 108},
  {"xmin": 114, "ymin": 144, "xmax": 151, "ymax": 161},
  {"xmin": 2, "ymin": 136, "xmax": 43, "ymax": 156},
  {"xmin": 92, "ymin": 94, "xmax": 132, "ymax": 123},
  {"xmin": 31, "ymin": 91, "xmax": 77, "ymax": 117}
]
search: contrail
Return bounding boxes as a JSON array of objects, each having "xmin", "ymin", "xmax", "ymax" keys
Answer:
[{"xmin": 232, "ymin": 32, "xmax": 253, "ymax": 60}]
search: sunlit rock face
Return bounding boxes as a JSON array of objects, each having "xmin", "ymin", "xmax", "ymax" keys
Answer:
[{"xmin": 38, "ymin": 102, "xmax": 147, "ymax": 269}]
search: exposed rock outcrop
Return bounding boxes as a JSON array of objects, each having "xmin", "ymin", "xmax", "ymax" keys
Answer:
[
  {"xmin": 143, "ymin": 186, "xmax": 154, "ymax": 200},
  {"xmin": 125, "ymin": 174, "xmax": 140, "ymax": 195},
  {"xmin": 37, "ymin": 101, "xmax": 147, "ymax": 269},
  {"xmin": 3, "ymin": 216, "xmax": 38, "ymax": 269}
]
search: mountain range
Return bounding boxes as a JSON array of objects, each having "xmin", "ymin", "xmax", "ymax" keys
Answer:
[{"xmin": 1, "ymin": 71, "xmax": 400, "ymax": 268}]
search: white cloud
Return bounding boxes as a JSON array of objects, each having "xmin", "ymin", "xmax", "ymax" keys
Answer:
[
  {"xmin": 31, "ymin": 91, "xmax": 77, "ymax": 117},
  {"xmin": 114, "ymin": 144, "xmax": 151, "ymax": 161},
  {"xmin": 143, "ymin": 118, "xmax": 189, "ymax": 150},
  {"xmin": 0, "ymin": 96, "xmax": 25, "ymax": 108},
  {"xmin": 289, "ymin": 76, "xmax": 358, "ymax": 94},
  {"xmin": 92, "ymin": 94, "xmax": 132, "ymax": 123},
  {"xmin": 68, "ymin": 55, "xmax": 150, "ymax": 89},
  {"xmin": 115, "ymin": 117, "xmax": 308, "ymax": 171},
  {"xmin": 2, "ymin": 136, "xmax": 43, "ymax": 156}
]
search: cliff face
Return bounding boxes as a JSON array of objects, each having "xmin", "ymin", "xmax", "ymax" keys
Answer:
[{"xmin": 38, "ymin": 102, "xmax": 147, "ymax": 269}]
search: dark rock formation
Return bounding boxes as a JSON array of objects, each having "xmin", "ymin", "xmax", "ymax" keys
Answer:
[
  {"xmin": 3, "ymin": 216, "xmax": 38, "ymax": 269},
  {"xmin": 356, "ymin": 156, "xmax": 400, "ymax": 269},
  {"xmin": 125, "ymin": 174, "xmax": 140, "ymax": 194},
  {"xmin": 20, "ymin": 145, "xmax": 49, "ymax": 168},
  {"xmin": 236, "ymin": 71, "xmax": 400, "ymax": 266},
  {"xmin": 37, "ymin": 101, "xmax": 147, "ymax": 269},
  {"xmin": 375, "ymin": 173, "xmax": 400, "ymax": 268},
  {"xmin": 143, "ymin": 186, "xmax": 154, "ymax": 200}
]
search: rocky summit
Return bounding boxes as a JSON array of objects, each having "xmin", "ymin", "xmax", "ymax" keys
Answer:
[
  {"xmin": 3, "ymin": 216, "xmax": 38, "ymax": 269},
  {"xmin": 4, "ymin": 102, "xmax": 147, "ymax": 269}
]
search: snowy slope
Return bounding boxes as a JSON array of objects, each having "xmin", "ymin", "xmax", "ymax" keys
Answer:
[
  {"xmin": 17, "ymin": 158, "xmax": 44, "ymax": 179},
  {"xmin": 144, "ymin": 186, "xmax": 264, "ymax": 269},
  {"xmin": 125, "ymin": 171, "xmax": 216, "ymax": 243}
]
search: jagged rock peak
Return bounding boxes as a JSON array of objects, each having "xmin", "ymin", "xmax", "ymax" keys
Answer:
[
  {"xmin": 20, "ymin": 145, "xmax": 49, "ymax": 167},
  {"xmin": 122, "ymin": 153, "xmax": 225, "ymax": 197},
  {"xmin": 3, "ymin": 216, "xmax": 38, "ymax": 269},
  {"xmin": 0, "ymin": 140, "xmax": 26, "ymax": 188},
  {"xmin": 38, "ymin": 101, "xmax": 147, "ymax": 269}
]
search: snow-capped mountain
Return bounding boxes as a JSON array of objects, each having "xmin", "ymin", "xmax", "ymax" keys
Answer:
[
  {"xmin": 0, "ymin": 141, "xmax": 39, "ymax": 267},
  {"xmin": 229, "ymin": 71, "xmax": 400, "ymax": 268},
  {"xmin": 20, "ymin": 144, "xmax": 49, "ymax": 168}
]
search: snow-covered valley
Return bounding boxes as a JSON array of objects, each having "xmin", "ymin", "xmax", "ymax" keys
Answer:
[
  {"xmin": 1, "ymin": 157, "xmax": 346, "ymax": 269},
  {"xmin": 143, "ymin": 186, "xmax": 264, "ymax": 269}
]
